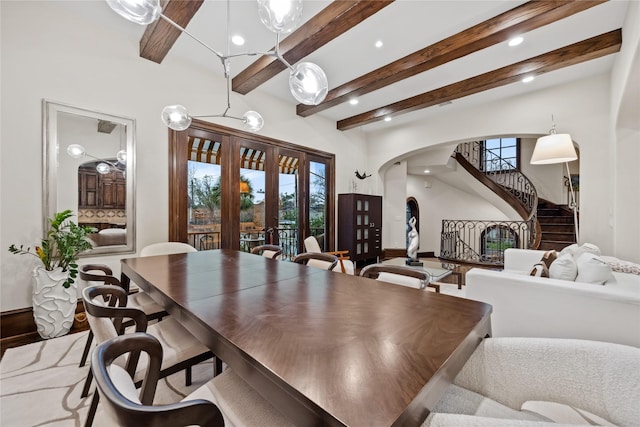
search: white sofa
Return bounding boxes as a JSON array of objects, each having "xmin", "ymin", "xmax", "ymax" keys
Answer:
[
  {"xmin": 424, "ymin": 337, "xmax": 640, "ymax": 427},
  {"xmin": 465, "ymin": 248, "xmax": 640, "ymax": 347}
]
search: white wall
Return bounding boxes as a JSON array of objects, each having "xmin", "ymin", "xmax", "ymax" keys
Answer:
[
  {"xmin": 382, "ymin": 161, "xmax": 408, "ymax": 249},
  {"xmin": 0, "ymin": 1, "xmax": 366, "ymax": 311},
  {"xmin": 366, "ymin": 75, "xmax": 613, "ymax": 254},
  {"xmin": 406, "ymin": 174, "xmax": 511, "ymax": 255},
  {"xmin": 611, "ymin": 1, "xmax": 640, "ymax": 263}
]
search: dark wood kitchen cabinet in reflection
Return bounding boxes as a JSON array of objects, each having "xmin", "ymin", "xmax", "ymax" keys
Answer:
[{"xmin": 78, "ymin": 162, "xmax": 126, "ymax": 210}]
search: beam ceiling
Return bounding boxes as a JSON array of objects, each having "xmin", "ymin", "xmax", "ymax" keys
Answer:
[
  {"xmin": 297, "ymin": 0, "xmax": 606, "ymax": 117},
  {"xmin": 231, "ymin": 0, "xmax": 394, "ymax": 95},
  {"xmin": 139, "ymin": 0, "xmax": 204, "ymax": 64},
  {"xmin": 337, "ymin": 29, "xmax": 622, "ymax": 131}
]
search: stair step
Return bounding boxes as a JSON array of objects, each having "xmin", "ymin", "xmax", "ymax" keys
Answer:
[
  {"xmin": 542, "ymin": 231, "xmax": 576, "ymax": 241},
  {"xmin": 538, "ymin": 208, "xmax": 572, "ymax": 216},
  {"xmin": 540, "ymin": 223, "xmax": 575, "ymax": 231},
  {"xmin": 539, "ymin": 240, "xmax": 576, "ymax": 251},
  {"xmin": 538, "ymin": 216, "xmax": 574, "ymax": 224}
]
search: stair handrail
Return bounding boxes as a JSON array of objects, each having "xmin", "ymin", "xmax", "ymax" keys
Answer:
[{"xmin": 455, "ymin": 141, "xmax": 540, "ymax": 249}]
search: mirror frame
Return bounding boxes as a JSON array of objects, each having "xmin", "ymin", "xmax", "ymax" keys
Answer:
[{"xmin": 43, "ymin": 99, "xmax": 136, "ymax": 256}]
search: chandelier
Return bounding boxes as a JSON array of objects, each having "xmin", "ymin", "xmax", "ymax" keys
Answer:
[
  {"xmin": 67, "ymin": 144, "xmax": 127, "ymax": 177},
  {"xmin": 105, "ymin": 0, "xmax": 329, "ymax": 132}
]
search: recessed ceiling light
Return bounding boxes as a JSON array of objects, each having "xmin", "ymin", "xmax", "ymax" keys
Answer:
[
  {"xmin": 231, "ymin": 35, "xmax": 245, "ymax": 46},
  {"xmin": 508, "ymin": 36, "xmax": 524, "ymax": 47},
  {"xmin": 522, "ymin": 75, "xmax": 535, "ymax": 83},
  {"xmin": 424, "ymin": 169, "xmax": 430, "ymax": 174},
  {"xmin": 384, "ymin": 117, "xmax": 392, "ymax": 122},
  {"xmin": 349, "ymin": 98, "xmax": 359, "ymax": 105},
  {"xmin": 374, "ymin": 40, "xmax": 383, "ymax": 48}
]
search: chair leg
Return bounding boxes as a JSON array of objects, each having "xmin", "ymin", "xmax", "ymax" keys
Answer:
[
  {"xmin": 79, "ymin": 330, "xmax": 94, "ymax": 368},
  {"xmin": 85, "ymin": 391, "xmax": 99, "ymax": 427},
  {"xmin": 214, "ymin": 357, "xmax": 223, "ymax": 376},
  {"xmin": 81, "ymin": 368, "xmax": 93, "ymax": 398},
  {"xmin": 185, "ymin": 366, "xmax": 192, "ymax": 386}
]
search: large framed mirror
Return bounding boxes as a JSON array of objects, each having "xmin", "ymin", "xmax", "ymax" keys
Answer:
[{"xmin": 43, "ymin": 100, "xmax": 136, "ymax": 255}]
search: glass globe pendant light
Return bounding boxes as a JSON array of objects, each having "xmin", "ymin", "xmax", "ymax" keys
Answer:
[
  {"xmin": 257, "ymin": 0, "xmax": 303, "ymax": 34},
  {"xmin": 242, "ymin": 111, "xmax": 264, "ymax": 132},
  {"xmin": 116, "ymin": 149, "xmax": 127, "ymax": 164},
  {"xmin": 96, "ymin": 163, "xmax": 112, "ymax": 175},
  {"xmin": 67, "ymin": 144, "xmax": 87, "ymax": 159},
  {"xmin": 289, "ymin": 62, "xmax": 328, "ymax": 105},
  {"xmin": 105, "ymin": 0, "xmax": 162, "ymax": 25},
  {"xmin": 161, "ymin": 105, "xmax": 192, "ymax": 131}
]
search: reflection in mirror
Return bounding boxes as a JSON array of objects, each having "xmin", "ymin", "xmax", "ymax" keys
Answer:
[{"xmin": 44, "ymin": 100, "xmax": 135, "ymax": 255}]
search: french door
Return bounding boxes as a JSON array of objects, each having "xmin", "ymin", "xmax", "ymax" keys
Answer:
[{"xmin": 168, "ymin": 120, "xmax": 334, "ymax": 257}]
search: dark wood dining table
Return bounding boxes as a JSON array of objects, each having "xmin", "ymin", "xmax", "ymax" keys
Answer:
[{"xmin": 120, "ymin": 249, "xmax": 492, "ymax": 426}]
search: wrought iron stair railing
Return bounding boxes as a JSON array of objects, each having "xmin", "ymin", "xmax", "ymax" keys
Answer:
[{"xmin": 440, "ymin": 141, "xmax": 540, "ymax": 266}]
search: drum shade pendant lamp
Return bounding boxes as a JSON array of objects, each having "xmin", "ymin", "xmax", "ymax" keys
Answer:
[
  {"xmin": 530, "ymin": 116, "xmax": 579, "ymax": 242},
  {"xmin": 105, "ymin": 0, "xmax": 329, "ymax": 132}
]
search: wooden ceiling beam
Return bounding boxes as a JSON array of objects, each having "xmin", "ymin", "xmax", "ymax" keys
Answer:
[
  {"xmin": 139, "ymin": 0, "xmax": 204, "ymax": 64},
  {"xmin": 298, "ymin": 0, "xmax": 607, "ymax": 117},
  {"xmin": 232, "ymin": 0, "xmax": 394, "ymax": 95},
  {"xmin": 337, "ymin": 29, "xmax": 621, "ymax": 131}
]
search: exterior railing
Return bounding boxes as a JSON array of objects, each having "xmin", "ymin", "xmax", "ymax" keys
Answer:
[{"xmin": 440, "ymin": 219, "xmax": 535, "ymax": 265}]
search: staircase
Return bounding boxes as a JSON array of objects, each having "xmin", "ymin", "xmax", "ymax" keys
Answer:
[{"xmin": 537, "ymin": 198, "xmax": 577, "ymax": 251}]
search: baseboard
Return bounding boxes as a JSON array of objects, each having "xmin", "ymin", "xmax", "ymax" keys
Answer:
[
  {"xmin": 382, "ymin": 249, "xmax": 435, "ymax": 259},
  {"xmin": 1, "ymin": 301, "xmax": 87, "ymax": 340},
  {"xmin": 382, "ymin": 248, "xmax": 407, "ymax": 258}
]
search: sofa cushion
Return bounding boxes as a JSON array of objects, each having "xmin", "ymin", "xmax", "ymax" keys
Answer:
[
  {"xmin": 602, "ymin": 256, "xmax": 640, "ymax": 275},
  {"xmin": 433, "ymin": 384, "xmax": 545, "ymax": 421},
  {"xmin": 549, "ymin": 254, "xmax": 578, "ymax": 281},
  {"xmin": 575, "ymin": 253, "xmax": 612, "ymax": 285},
  {"xmin": 521, "ymin": 401, "xmax": 615, "ymax": 426}
]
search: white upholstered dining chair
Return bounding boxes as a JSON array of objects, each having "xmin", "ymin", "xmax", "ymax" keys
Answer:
[
  {"xmin": 250, "ymin": 244, "xmax": 283, "ymax": 260},
  {"xmin": 91, "ymin": 332, "xmax": 295, "ymax": 427},
  {"xmin": 81, "ymin": 285, "xmax": 214, "ymax": 427},
  {"xmin": 303, "ymin": 235, "xmax": 355, "ymax": 274},
  {"xmin": 77, "ymin": 264, "xmax": 167, "ymax": 368},
  {"xmin": 293, "ymin": 252, "xmax": 339, "ymax": 271},
  {"xmin": 140, "ymin": 242, "xmax": 197, "ymax": 257},
  {"xmin": 360, "ymin": 263, "xmax": 436, "ymax": 291}
]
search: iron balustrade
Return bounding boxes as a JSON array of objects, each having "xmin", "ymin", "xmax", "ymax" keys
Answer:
[
  {"xmin": 456, "ymin": 141, "xmax": 538, "ymax": 219},
  {"xmin": 440, "ymin": 219, "xmax": 535, "ymax": 265},
  {"xmin": 442, "ymin": 141, "xmax": 540, "ymax": 266}
]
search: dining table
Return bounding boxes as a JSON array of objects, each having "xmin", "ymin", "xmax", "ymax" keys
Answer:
[{"xmin": 120, "ymin": 249, "xmax": 492, "ymax": 426}]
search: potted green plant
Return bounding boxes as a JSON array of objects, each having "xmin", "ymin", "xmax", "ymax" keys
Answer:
[{"xmin": 9, "ymin": 209, "xmax": 96, "ymax": 339}]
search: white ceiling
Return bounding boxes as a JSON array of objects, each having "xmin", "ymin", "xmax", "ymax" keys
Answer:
[{"xmin": 87, "ymin": 0, "xmax": 629, "ymax": 163}]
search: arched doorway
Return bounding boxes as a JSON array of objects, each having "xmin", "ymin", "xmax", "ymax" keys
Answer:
[{"xmin": 406, "ymin": 197, "xmax": 419, "ymax": 249}]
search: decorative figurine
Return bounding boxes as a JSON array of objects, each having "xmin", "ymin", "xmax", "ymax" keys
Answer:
[{"xmin": 406, "ymin": 216, "xmax": 423, "ymax": 266}]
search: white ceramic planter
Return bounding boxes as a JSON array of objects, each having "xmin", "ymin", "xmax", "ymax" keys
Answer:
[{"xmin": 31, "ymin": 267, "xmax": 77, "ymax": 339}]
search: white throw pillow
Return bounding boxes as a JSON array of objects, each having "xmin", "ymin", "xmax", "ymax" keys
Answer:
[
  {"xmin": 574, "ymin": 243, "xmax": 602, "ymax": 259},
  {"xmin": 575, "ymin": 253, "xmax": 612, "ymax": 285},
  {"xmin": 521, "ymin": 401, "xmax": 615, "ymax": 426},
  {"xmin": 558, "ymin": 243, "xmax": 579, "ymax": 257},
  {"xmin": 549, "ymin": 253, "xmax": 578, "ymax": 281}
]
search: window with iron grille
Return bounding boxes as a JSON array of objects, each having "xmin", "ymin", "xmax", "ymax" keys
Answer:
[{"xmin": 481, "ymin": 137, "xmax": 519, "ymax": 172}]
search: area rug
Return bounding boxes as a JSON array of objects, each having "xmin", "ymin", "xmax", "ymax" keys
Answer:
[{"xmin": 0, "ymin": 331, "xmax": 214, "ymax": 426}]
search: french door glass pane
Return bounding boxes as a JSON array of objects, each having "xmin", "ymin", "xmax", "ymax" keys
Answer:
[
  {"xmin": 239, "ymin": 147, "xmax": 266, "ymax": 253},
  {"xmin": 279, "ymin": 154, "xmax": 299, "ymax": 260},
  {"xmin": 187, "ymin": 138, "xmax": 222, "ymax": 251},
  {"xmin": 309, "ymin": 161, "xmax": 327, "ymax": 248}
]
